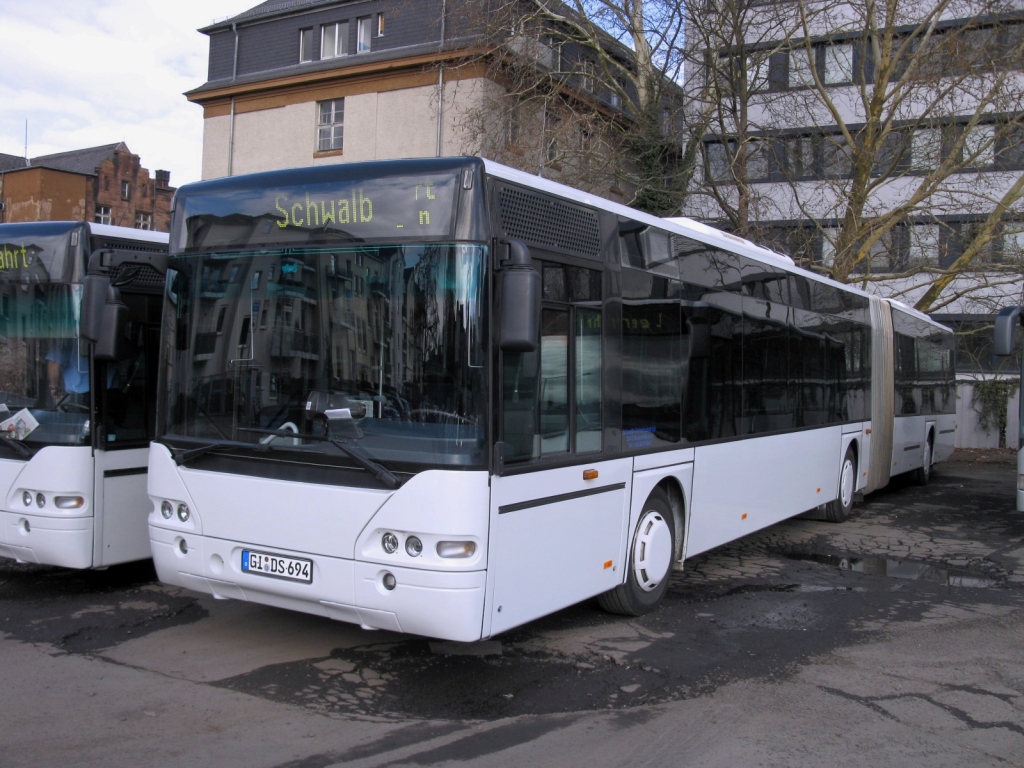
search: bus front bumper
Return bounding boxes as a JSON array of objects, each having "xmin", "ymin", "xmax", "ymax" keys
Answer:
[
  {"xmin": 0, "ymin": 510, "xmax": 93, "ymax": 569},
  {"xmin": 149, "ymin": 525, "xmax": 487, "ymax": 642}
]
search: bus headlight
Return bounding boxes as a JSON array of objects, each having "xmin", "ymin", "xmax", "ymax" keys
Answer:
[
  {"xmin": 22, "ymin": 491, "xmax": 32, "ymax": 507},
  {"xmin": 436, "ymin": 541, "xmax": 477, "ymax": 559},
  {"xmin": 405, "ymin": 536, "xmax": 423, "ymax": 557},
  {"xmin": 381, "ymin": 532, "xmax": 398, "ymax": 554},
  {"xmin": 36, "ymin": 493, "xmax": 46, "ymax": 508},
  {"xmin": 177, "ymin": 503, "xmax": 190, "ymax": 522},
  {"xmin": 161, "ymin": 501, "xmax": 173, "ymax": 519},
  {"xmin": 55, "ymin": 496, "xmax": 85, "ymax": 510}
]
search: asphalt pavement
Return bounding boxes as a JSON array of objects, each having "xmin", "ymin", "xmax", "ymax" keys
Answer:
[{"xmin": 2, "ymin": 449, "xmax": 1022, "ymax": 766}]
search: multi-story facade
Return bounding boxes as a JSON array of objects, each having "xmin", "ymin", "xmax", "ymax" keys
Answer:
[
  {"xmin": 684, "ymin": 0, "xmax": 1024, "ymax": 448},
  {"xmin": 0, "ymin": 143, "xmax": 175, "ymax": 231},
  {"xmin": 187, "ymin": 0, "xmax": 652, "ymax": 200}
]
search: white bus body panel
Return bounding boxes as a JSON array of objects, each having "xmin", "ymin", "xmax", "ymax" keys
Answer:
[
  {"xmin": 93, "ymin": 447, "xmax": 150, "ymax": 566},
  {"xmin": 685, "ymin": 427, "xmax": 853, "ymax": 557},
  {"xmin": 485, "ymin": 458, "xmax": 632, "ymax": 637},
  {"xmin": 148, "ymin": 443, "xmax": 491, "ymax": 642},
  {"xmin": 0, "ymin": 447, "xmax": 95, "ymax": 568}
]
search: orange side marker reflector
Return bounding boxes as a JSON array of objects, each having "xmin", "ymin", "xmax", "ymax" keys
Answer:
[
  {"xmin": 603, "ymin": 560, "xmax": 613, "ymax": 569},
  {"xmin": 865, "ymin": 428, "xmax": 872, "ymax": 434},
  {"xmin": 816, "ymin": 487, "xmax": 821, "ymax": 493},
  {"xmin": 741, "ymin": 513, "xmax": 748, "ymax": 520},
  {"xmin": 583, "ymin": 469, "xmax": 599, "ymax": 480}
]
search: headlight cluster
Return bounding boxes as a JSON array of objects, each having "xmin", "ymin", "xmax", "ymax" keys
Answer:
[
  {"xmin": 20, "ymin": 490, "xmax": 84, "ymax": 510},
  {"xmin": 158, "ymin": 499, "xmax": 191, "ymax": 523},
  {"xmin": 379, "ymin": 531, "xmax": 476, "ymax": 559}
]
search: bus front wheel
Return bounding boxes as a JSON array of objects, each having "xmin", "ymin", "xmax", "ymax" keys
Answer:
[
  {"xmin": 598, "ymin": 488, "xmax": 675, "ymax": 616},
  {"xmin": 824, "ymin": 447, "xmax": 856, "ymax": 523}
]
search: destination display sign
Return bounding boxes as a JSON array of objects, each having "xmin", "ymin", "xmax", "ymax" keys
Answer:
[
  {"xmin": 182, "ymin": 172, "xmax": 460, "ymax": 250},
  {"xmin": 0, "ymin": 230, "xmax": 73, "ymax": 283}
]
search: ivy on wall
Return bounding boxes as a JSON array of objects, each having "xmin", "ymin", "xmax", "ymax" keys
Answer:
[{"xmin": 971, "ymin": 379, "xmax": 1020, "ymax": 448}]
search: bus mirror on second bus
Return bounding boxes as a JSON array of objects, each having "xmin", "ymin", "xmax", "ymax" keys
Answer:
[
  {"xmin": 994, "ymin": 306, "xmax": 1022, "ymax": 357},
  {"xmin": 499, "ymin": 240, "xmax": 540, "ymax": 353}
]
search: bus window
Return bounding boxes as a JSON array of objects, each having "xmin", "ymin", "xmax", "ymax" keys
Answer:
[
  {"xmin": 540, "ymin": 308, "xmax": 569, "ymax": 455},
  {"xmin": 575, "ymin": 308, "xmax": 602, "ymax": 452}
]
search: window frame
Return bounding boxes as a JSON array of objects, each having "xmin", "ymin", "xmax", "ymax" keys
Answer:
[{"xmin": 316, "ymin": 98, "xmax": 345, "ymax": 153}]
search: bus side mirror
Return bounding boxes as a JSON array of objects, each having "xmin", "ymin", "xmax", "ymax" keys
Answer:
[
  {"xmin": 994, "ymin": 306, "xmax": 1022, "ymax": 357},
  {"xmin": 499, "ymin": 240, "xmax": 540, "ymax": 353},
  {"xmin": 80, "ymin": 274, "xmax": 128, "ymax": 362}
]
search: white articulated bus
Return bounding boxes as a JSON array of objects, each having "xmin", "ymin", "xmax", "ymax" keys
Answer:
[
  {"xmin": 0, "ymin": 221, "xmax": 168, "ymax": 568},
  {"xmin": 147, "ymin": 158, "xmax": 955, "ymax": 640}
]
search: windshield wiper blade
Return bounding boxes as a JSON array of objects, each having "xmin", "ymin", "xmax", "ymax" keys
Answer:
[
  {"xmin": 0, "ymin": 435, "xmax": 34, "ymax": 457},
  {"xmin": 170, "ymin": 441, "xmax": 242, "ymax": 466},
  {"xmin": 239, "ymin": 428, "xmax": 400, "ymax": 489},
  {"xmin": 326, "ymin": 436, "xmax": 400, "ymax": 490}
]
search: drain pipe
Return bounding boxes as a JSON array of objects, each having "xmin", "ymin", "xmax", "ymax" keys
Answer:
[
  {"xmin": 228, "ymin": 22, "xmax": 239, "ymax": 176},
  {"xmin": 435, "ymin": 0, "xmax": 447, "ymax": 157}
]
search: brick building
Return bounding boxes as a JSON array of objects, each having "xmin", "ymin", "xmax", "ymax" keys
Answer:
[{"xmin": 0, "ymin": 142, "xmax": 175, "ymax": 232}]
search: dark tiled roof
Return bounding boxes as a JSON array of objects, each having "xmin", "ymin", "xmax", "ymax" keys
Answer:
[
  {"xmin": 0, "ymin": 152, "xmax": 28, "ymax": 172},
  {"xmin": 187, "ymin": 38, "xmax": 472, "ymax": 95},
  {"xmin": 28, "ymin": 142, "xmax": 128, "ymax": 176},
  {"xmin": 202, "ymin": 0, "xmax": 339, "ymax": 31}
]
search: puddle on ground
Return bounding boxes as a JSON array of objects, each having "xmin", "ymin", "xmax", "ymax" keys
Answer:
[{"xmin": 783, "ymin": 552, "xmax": 1001, "ymax": 589}]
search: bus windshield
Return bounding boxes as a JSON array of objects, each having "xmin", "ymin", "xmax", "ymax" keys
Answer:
[
  {"xmin": 0, "ymin": 283, "xmax": 91, "ymax": 447},
  {"xmin": 162, "ymin": 243, "xmax": 487, "ymax": 472}
]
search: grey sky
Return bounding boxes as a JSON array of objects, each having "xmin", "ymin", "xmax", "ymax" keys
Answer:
[{"xmin": 0, "ymin": 0, "xmax": 249, "ymax": 187}]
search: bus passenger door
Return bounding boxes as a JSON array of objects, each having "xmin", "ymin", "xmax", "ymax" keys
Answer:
[
  {"xmin": 92, "ymin": 293, "xmax": 161, "ymax": 566},
  {"xmin": 487, "ymin": 276, "xmax": 629, "ymax": 636}
]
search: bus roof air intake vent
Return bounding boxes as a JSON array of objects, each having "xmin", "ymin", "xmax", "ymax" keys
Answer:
[{"xmin": 498, "ymin": 185, "xmax": 600, "ymax": 259}]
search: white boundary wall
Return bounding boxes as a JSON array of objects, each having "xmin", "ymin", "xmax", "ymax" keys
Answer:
[{"xmin": 956, "ymin": 378, "xmax": 1021, "ymax": 450}]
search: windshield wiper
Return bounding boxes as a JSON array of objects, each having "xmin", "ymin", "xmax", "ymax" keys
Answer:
[
  {"xmin": 169, "ymin": 441, "xmax": 243, "ymax": 466},
  {"xmin": 240, "ymin": 428, "xmax": 400, "ymax": 490},
  {"xmin": 0, "ymin": 435, "xmax": 34, "ymax": 458}
]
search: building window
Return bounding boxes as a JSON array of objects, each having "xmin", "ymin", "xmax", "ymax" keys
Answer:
[
  {"xmin": 135, "ymin": 212, "xmax": 152, "ymax": 230},
  {"xmin": 789, "ymin": 48, "xmax": 815, "ymax": 88},
  {"xmin": 910, "ymin": 128, "xmax": 942, "ymax": 171},
  {"xmin": 321, "ymin": 22, "xmax": 349, "ymax": 59},
  {"xmin": 317, "ymin": 98, "xmax": 344, "ymax": 152},
  {"xmin": 907, "ymin": 224, "xmax": 940, "ymax": 266},
  {"xmin": 746, "ymin": 53, "xmax": 770, "ymax": 93},
  {"xmin": 963, "ymin": 124, "xmax": 996, "ymax": 168},
  {"xmin": 822, "ymin": 134, "xmax": 853, "ymax": 177},
  {"xmin": 300, "ymin": 28, "xmax": 314, "ymax": 62},
  {"xmin": 580, "ymin": 60, "xmax": 595, "ymax": 92},
  {"xmin": 95, "ymin": 206, "xmax": 111, "ymax": 225},
  {"xmin": 121, "ymin": 181, "xmax": 131, "ymax": 200},
  {"xmin": 823, "ymin": 43, "xmax": 854, "ymax": 84},
  {"xmin": 1003, "ymin": 229, "xmax": 1024, "ymax": 264},
  {"xmin": 376, "ymin": 12, "xmax": 385, "ymax": 36},
  {"xmin": 357, "ymin": 17, "xmax": 372, "ymax": 52}
]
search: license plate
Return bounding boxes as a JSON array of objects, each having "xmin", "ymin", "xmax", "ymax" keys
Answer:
[{"xmin": 241, "ymin": 549, "xmax": 313, "ymax": 583}]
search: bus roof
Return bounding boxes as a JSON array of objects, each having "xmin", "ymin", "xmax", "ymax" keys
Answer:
[
  {"xmin": 89, "ymin": 223, "xmax": 169, "ymax": 245},
  {"xmin": 480, "ymin": 158, "xmax": 876, "ymax": 303}
]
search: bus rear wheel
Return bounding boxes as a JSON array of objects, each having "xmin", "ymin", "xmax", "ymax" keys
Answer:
[
  {"xmin": 598, "ymin": 488, "xmax": 675, "ymax": 616},
  {"xmin": 824, "ymin": 447, "xmax": 856, "ymax": 523}
]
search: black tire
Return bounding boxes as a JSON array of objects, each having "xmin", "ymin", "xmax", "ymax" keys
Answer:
[
  {"xmin": 824, "ymin": 446, "xmax": 856, "ymax": 523},
  {"xmin": 598, "ymin": 488, "xmax": 675, "ymax": 616},
  {"xmin": 912, "ymin": 437, "xmax": 933, "ymax": 486}
]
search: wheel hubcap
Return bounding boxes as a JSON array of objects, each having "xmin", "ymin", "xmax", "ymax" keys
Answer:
[
  {"xmin": 840, "ymin": 459, "xmax": 854, "ymax": 507},
  {"xmin": 632, "ymin": 510, "xmax": 672, "ymax": 592}
]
